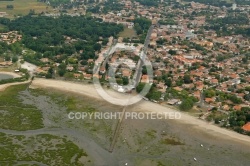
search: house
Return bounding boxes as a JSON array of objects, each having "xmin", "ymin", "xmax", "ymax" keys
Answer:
[
  {"xmin": 173, "ymin": 87, "xmax": 183, "ymax": 92},
  {"xmin": 154, "ymin": 70, "xmax": 162, "ymax": 77},
  {"xmin": 0, "ymin": 61, "xmax": 13, "ymax": 67},
  {"xmin": 185, "ymin": 31, "xmax": 196, "ymax": 40},
  {"xmin": 193, "ymin": 91, "xmax": 201, "ymax": 100},
  {"xmin": 74, "ymin": 73, "xmax": 81, "ymax": 79},
  {"xmin": 211, "ymin": 79, "xmax": 219, "ymax": 85},
  {"xmin": 156, "ymin": 82, "xmax": 166, "ymax": 92},
  {"xmin": 167, "ymin": 99, "xmax": 180, "ymax": 105},
  {"xmin": 127, "ymin": 22, "xmax": 134, "ymax": 29},
  {"xmin": 99, "ymin": 66, "xmax": 106, "ymax": 74},
  {"xmin": 66, "ymin": 66, "xmax": 74, "ymax": 71},
  {"xmin": 0, "ymin": 12, "xmax": 7, "ymax": 17},
  {"xmin": 122, "ymin": 69, "xmax": 131, "ymax": 77},
  {"xmin": 233, "ymin": 105, "xmax": 242, "ymax": 111},
  {"xmin": 35, "ymin": 67, "xmax": 47, "ymax": 74},
  {"xmin": 88, "ymin": 59, "xmax": 94, "ymax": 63},
  {"xmin": 141, "ymin": 75, "xmax": 149, "ymax": 83},
  {"xmin": 242, "ymin": 122, "xmax": 250, "ymax": 132},
  {"xmin": 222, "ymin": 104, "xmax": 230, "ymax": 111},
  {"xmin": 83, "ymin": 73, "xmax": 92, "ymax": 80},
  {"xmin": 205, "ymin": 98, "xmax": 215, "ymax": 103},
  {"xmin": 182, "ymin": 83, "xmax": 194, "ymax": 89},
  {"xmin": 40, "ymin": 58, "xmax": 49, "ymax": 63}
]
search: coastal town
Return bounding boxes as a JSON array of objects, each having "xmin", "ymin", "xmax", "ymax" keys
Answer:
[
  {"xmin": 1, "ymin": 0, "xmax": 250, "ymax": 134},
  {"xmin": 1, "ymin": 0, "xmax": 250, "ymax": 165}
]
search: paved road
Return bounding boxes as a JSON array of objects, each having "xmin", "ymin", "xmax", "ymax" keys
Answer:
[{"xmin": 133, "ymin": 25, "xmax": 155, "ymax": 87}]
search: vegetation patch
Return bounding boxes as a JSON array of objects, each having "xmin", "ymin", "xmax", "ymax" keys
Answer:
[
  {"xmin": 160, "ymin": 138, "xmax": 184, "ymax": 145},
  {"xmin": 0, "ymin": 0, "xmax": 52, "ymax": 18},
  {"xmin": 0, "ymin": 84, "xmax": 43, "ymax": 130},
  {"xmin": 0, "ymin": 132, "xmax": 90, "ymax": 165}
]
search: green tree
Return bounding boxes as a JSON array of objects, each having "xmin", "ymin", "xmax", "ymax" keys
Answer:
[
  {"xmin": 179, "ymin": 98, "xmax": 194, "ymax": 111},
  {"xmin": 12, "ymin": 56, "xmax": 18, "ymax": 63},
  {"xmin": 64, "ymin": 72, "xmax": 74, "ymax": 79},
  {"xmin": 244, "ymin": 94, "xmax": 250, "ymax": 101},
  {"xmin": 122, "ymin": 77, "xmax": 129, "ymax": 85},
  {"xmin": 93, "ymin": 43, "xmax": 101, "ymax": 51},
  {"xmin": 183, "ymin": 74, "xmax": 192, "ymax": 84},
  {"xmin": 58, "ymin": 63, "xmax": 66, "ymax": 77},
  {"xmin": 136, "ymin": 82, "xmax": 146, "ymax": 93},
  {"xmin": 165, "ymin": 78, "xmax": 172, "ymax": 87},
  {"xmin": 147, "ymin": 90, "xmax": 161, "ymax": 101},
  {"xmin": 4, "ymin": 55, "xmax": 11, "ymax": 61}
]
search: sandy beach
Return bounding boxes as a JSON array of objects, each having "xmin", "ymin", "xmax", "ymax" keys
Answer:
[
  {"xmin": 31, "ymin": 78, "xmax": 250, "ymax": 145},
  {"xmin": 0, "ymin": 81, "xmax": 30, "ymax": 92}
]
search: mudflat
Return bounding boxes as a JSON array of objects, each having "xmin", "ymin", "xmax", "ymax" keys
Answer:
[{"xmin": 27, "ymin": 78, "xmax": 250, "ymax": 165}]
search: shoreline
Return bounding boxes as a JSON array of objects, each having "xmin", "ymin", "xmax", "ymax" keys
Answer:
[
  {"xmin": 30, "ymin": 78, "xmax": 250, "ymax": 145},
  {"xmin": 0, "ymin": 71, "xmax": 28, "ymax": 92},
  {"xmin": 0, "ymin": 71, "xmax": 21, "ymax": 78}
]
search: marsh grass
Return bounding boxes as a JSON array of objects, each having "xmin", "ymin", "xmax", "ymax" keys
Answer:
[{"xmin": 0, "ymin": 84, "xmax": 43, "ymax": 130}]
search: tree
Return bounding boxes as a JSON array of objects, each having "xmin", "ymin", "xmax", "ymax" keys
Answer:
[
  {"xmin": 6, "ymin": 5, "xmax": 14, "ymax": 9},
  {"xmin": 4, "ymin": 15, "xmax": 124, "ymax": 59},
  {"xmin": 46, "ymin": 67, "xmax": 54, "ymax": 79},
  {"xmin": 64, "ymin": 72, "xmax": 74, "ymax": 79},
  {"xmin": 165, "ymin": 78, "xmax": 172, "ymax": 87},
  {"xmin": 133, "ymin": 17, "xmax": 151, "ymax": 36},
  {"xmin": 58, "ymin": 70, "xmax": 65, "ymax": 77},
  {"xmin": 176, "ymin": 79, "xmax": 183, "ymax": 86},
  {"xmin": 229, "ymin": 95, "xmax": 242, "ymax": 104},
  {"xmin": 168, "ymin": 49, "xmax": 176, "ymax": 55},
  {"xmin": 58, "ymin": 63, "xmax": 66, "ymax": 77},
  {"xmin": 136, "ymin": 82, "xmax": 145, "ymax": 93},
  {"xmin": 183, "ymin": 74, "xmax": 192, "ymax": 84},
  {"xmin": 142, "ymin": 66, "xmax": 147, "ymax": 74},
  {"xmin": 244, "ymin": 94, "xmax": 250, "ymax": 101},
  {"xmin": 4, "ymin": 55, "xmax": 11, "ymax": 61},
  {"xmin": 179, "ymin": 98, "xmax": 194, "ymax": 111},
  {"xmin": 46, "ymin": 72, "xmax": 52, "ymax": 79},
  {"xmin": 12, "ymin": 56, "xmax": 18, "ymax": 63},
  {"xmin": 116, "ymin": 79, "xmax": 123, "ymax": 85},
  {"xmin": 80, "ymin": 60, "xmax": 88, "ymax": 65},
  {"xmin": 204, "ymin": 89, "xmax": 216, "ymax": 98},
  {"xmin": 122, "ymin": 77, "xmax": 129, "ymax": 85},
  {"xmin": 93, "ymin": 43, "xmax": 101, "ymax": 51},
  {"xmin": 147, "ymin": 90, "xmax": 161, "ymax": 101}
]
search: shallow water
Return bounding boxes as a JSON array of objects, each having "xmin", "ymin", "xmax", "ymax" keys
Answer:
[{"xmin": 0, "ymin": 74, "xmax": 13, "ymax": 80}]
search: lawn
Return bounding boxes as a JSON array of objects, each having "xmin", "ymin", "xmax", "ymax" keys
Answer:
[
  {"xmin": 0, "ymin": 0, "xmax": 52, "ymax": 18},
  {"xmin": 118, "ymin": 27, "xmax": 137, "ymax": 38}
]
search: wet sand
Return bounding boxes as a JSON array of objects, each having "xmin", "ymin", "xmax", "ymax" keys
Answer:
[
  {"xmin": 31, "ymin": 78, "xmax": 250, "ymax": 145},
  {"xmin": 1, "ymin": 78, "xmax": 250, "ymax": 165}
]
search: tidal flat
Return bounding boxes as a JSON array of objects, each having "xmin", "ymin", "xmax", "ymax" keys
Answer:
[{"xmin": 0, "ymin": 85, "xmax": 250, "ymax": 166}]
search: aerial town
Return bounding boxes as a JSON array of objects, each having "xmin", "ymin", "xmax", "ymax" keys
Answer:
[
  {"xmin": 1, "ymin": 0, "xmax": 250, "ymax": 165},
  {"xmin": 1, "ymin": 0, "xmax": 250, "ymax": 134}
]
